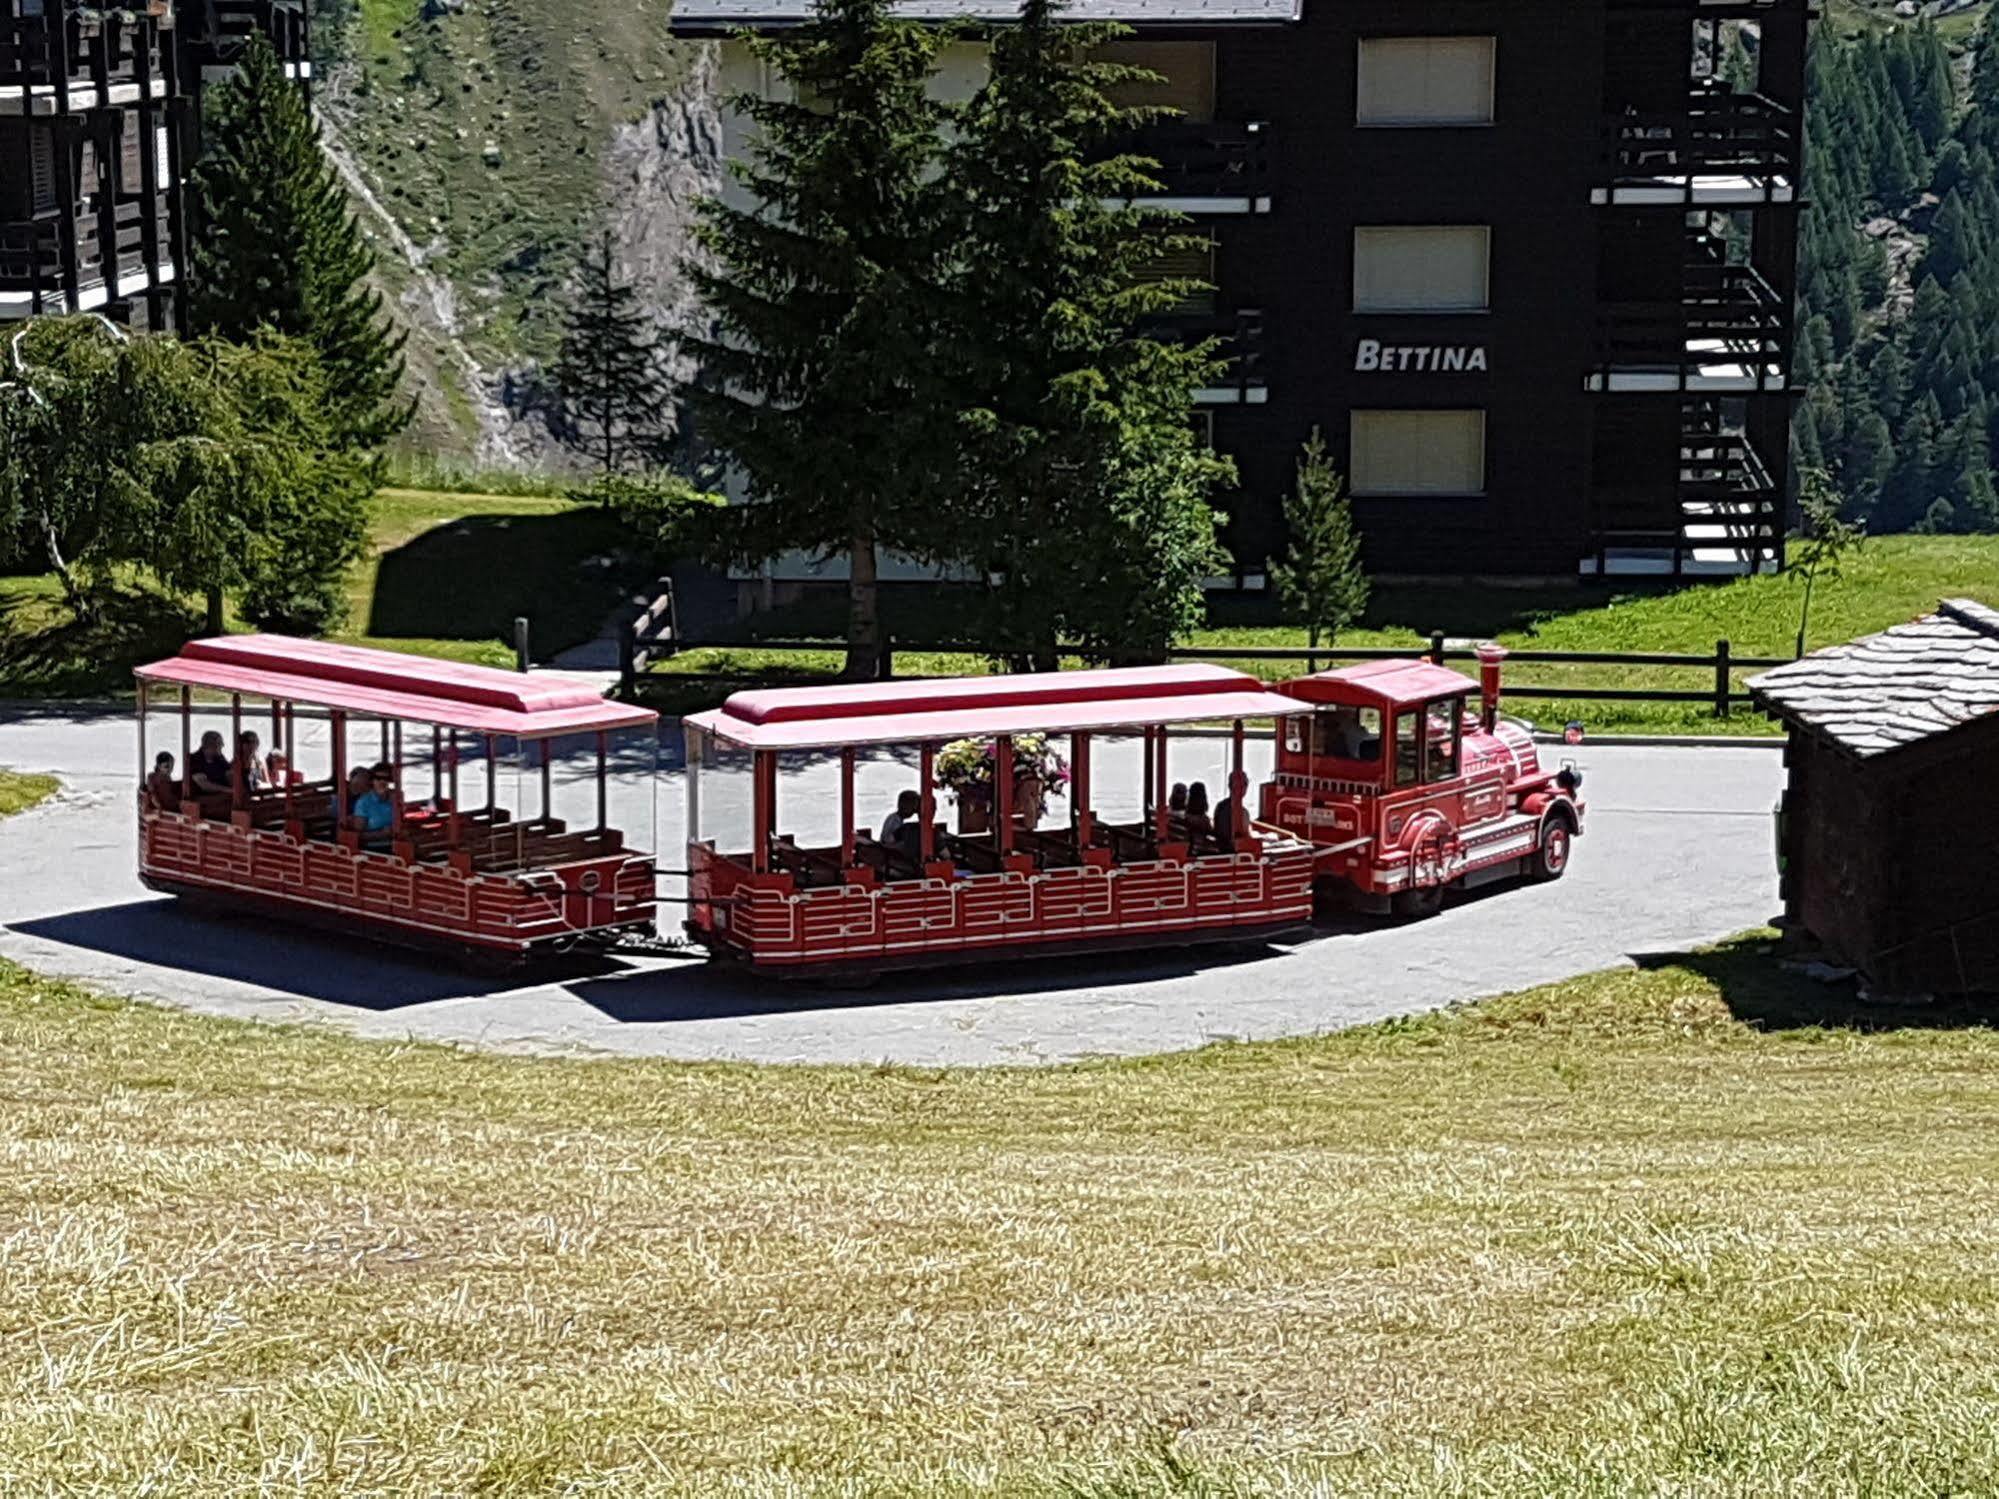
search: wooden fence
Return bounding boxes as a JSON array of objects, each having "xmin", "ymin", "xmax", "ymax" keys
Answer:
[{"xmin": 655, "ymin": 634, "xmax": 1794, "ymax": 721}]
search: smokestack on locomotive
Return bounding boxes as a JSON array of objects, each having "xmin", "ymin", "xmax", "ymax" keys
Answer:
[{"xmin": 1476, "ymin": 642, "xmax": 1507, "ymax": 731}]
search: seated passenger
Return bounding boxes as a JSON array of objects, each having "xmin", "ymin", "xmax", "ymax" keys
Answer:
[
  {"xmin": 349, "ymin": 763, "xmax": 398, "ymax": 841},
  {"xmin": 265, "ymin": 750, "xmax": 303, "ymax": 787},
  {"xmin": 1213, "ymin": 789, "xmax": 1243, "ymax": 852},
  {"xmin": 145, "ymin": 751, "xmax": 180, "ymax": 811},
  {"xmin": 237, "ymin": 731, "xmax": 271, "ymax": 793},
  {"xmin": 1168, "ymin": 782, "xmax": 1189, "ymax": 815},
  {"xmin": 1184, "ymin": 781, "xmax": 1214, "ymax": 845},
  {"xmin": 878, "ymin": 789, "xmax": 923, "ymax": 856},
  {"xmin": 189, "ymin": 732, "xmax": 232, "ymax": 796}
]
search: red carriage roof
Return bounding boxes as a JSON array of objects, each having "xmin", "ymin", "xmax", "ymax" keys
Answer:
[
  {"xmin": 1281, "ymin": 658, "xmax": 1478, "ymax": 710},
  {"xmin": 687, "ymin": 664, "xmax": 1306, "ymax": 750},
  {"xmin": 136, "ymin": 635, "xmax": 657, "ymax": 738}
]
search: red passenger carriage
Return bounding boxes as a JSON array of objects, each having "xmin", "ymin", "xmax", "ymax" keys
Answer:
[
  {"xmin": 135, "ymin": 636, "xmax": 659, "ymax": 965},
  {"xmin": 683, "ymin": 665, "xmax": 1321, "ymax": 976}
]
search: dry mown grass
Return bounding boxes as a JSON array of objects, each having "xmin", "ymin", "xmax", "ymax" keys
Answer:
[{"xmin": 5, "ymin": 943, "xmax": 1999, "ymax": 1495}]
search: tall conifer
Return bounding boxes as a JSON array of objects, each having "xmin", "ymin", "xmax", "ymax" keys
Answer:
[
  {"xmin": 684, "ymin": 0, "xmax": 954, "ymax": 677},
  {"xmin": 190, "ymin": 33, "xmax": 409, "ymax": 450}
]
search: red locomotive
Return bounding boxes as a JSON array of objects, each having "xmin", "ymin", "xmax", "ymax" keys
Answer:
[{"xmin": 1262, "ymin": 645, "xmax": 1584, "ymax": 916}]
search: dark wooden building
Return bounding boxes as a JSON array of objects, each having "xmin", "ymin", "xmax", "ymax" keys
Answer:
[
  {"xmin": 1749, "ymin": 599, "xmax": 1999, "ymax": 998},
  {"xmin": 673, "ymin": 0, "xmax": 1806, "ymax": 585},
  {"xmin": 1, "ymin": 0, "xmax": 311, "ymax": 332}
]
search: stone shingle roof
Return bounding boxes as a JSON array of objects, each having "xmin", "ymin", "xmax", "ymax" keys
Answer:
[
  {"xmin": 671, "ymin": 0, "xmax": 1301, "ymax": 33},
  {"xmin": 1747, "ymin": 598, "xmax": 1999, "ymax": 757}
]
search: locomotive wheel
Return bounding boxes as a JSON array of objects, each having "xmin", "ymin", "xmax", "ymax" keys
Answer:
[
  {"xmin": 1532, "ymin": 813, "xmax": 1575, "ymax": 882},
  {"xmin": 1392, "ymin": 881, "xmax": 1446, "ymax": 919}
]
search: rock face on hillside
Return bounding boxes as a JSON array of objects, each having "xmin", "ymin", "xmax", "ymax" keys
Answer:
[{"xmin": 313, "ymin": 0, "xmax": 717, "ymax": 467}]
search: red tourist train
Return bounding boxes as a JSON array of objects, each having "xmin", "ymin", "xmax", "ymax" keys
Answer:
[{"xmin": 134, "ymin": 638, "xmax": 1580, "ymax": 975}]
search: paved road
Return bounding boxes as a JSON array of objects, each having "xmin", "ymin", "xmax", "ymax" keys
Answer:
[{"xmin": 0, "ymin": 703, "xmax": 1785, "ymax": 1065}]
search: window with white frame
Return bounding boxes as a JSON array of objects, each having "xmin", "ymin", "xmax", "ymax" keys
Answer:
[
  {"xmin": 1350, "ymin": 410, "xmax": 1486, "ymax": 495},
  {"xmin": 1353, "ymin": 225, "xmax": 1490, "ymax": 313},
  {"xmin": 1356, "ymin": 37, "xmax": 1496, "ymax": 126}
]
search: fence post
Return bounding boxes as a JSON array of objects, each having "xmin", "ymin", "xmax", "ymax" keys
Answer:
[
  {"xmin": 878, "ymin": 640, "xmax": 895, "ymax": 681},
  {"xmin": 618, "ymin": 621, "xmax": 636, "ymax": 700},
  {"xmin": 1714, "ymin": 637, "xmax": 1731, "ymax": 719},
  {"xmin": 513, "ymin": 616, "xmax": 530, "ymax": 674},
  {"xmin": 1429, "ymin": 630, "xmax": 1446, "ymax": 666}
]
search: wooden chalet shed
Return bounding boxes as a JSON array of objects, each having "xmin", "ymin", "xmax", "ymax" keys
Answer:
[{"xmin": 1748, "ymin": 599, "xmax": 1999, "ymax": 996}]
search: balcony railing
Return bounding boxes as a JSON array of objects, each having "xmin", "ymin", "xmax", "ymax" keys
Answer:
[
  {"xmin": 1119, "ymin": 120, "xmax": 1273, "ymax": 212},
  {"xmin": 1593, "ymin": 263, "xmax": 1788, "ymax": 391},
  {"xmin": 1, "ymin": 197, "xmax": 171, "ymax": 316},
  {"xmin": 1589, "ymin": 418, "xmax": 1782, "ymax": 577},
  {"xmin": 1, "ymin": 9, "xmax": 167, "ymax": 106},
  {"xmin": 1139, "ymin": 307, "xmax": 1268, "ymax": 404},
  {"xmin": 1598, "ymin": 85, "xmax": 1799, "ymax": 201}
]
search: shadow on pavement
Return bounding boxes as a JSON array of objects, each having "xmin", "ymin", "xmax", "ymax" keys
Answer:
[
  {"xmin": 565, "ymin": 937, "xmax": 1295, "ymax": 1025},
  {"xmin": 9, "ymin": 899, "xmax": 569, "ymax": 1010}
]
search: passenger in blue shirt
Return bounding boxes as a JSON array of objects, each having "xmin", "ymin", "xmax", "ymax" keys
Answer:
[{"xmin": 351, "ymin": 763, "xmax": 398, "ymax": 839}]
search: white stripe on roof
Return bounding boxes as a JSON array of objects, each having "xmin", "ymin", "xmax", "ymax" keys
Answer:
[{"xmin": 671, "ymin": 0, "xmax": 1301, "ymax": 33}]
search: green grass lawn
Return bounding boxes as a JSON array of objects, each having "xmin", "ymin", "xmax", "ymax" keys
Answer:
[
  {"xmin": 0, "ymin": 769, "xmax": 58, "ymax": 817},
  {"xmin": 0, "ymin": 488, "xmax": 645, "ymax": 694},
  {"xmin": 652, "ymin": 534, "xmax": 1999, "ymax": 734},
  {"xmin": 5, "ymin": 938, "xmax": 1999, "ymax": 1492}
]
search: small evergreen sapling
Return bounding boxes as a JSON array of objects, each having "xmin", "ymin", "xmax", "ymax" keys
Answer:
[
  {"xmin": 551, "ymin": 234, "xmax": 672, "ymax": 474},
  {"xmin": 1270, "ymin": 429, "xmax": 1369, "ymax": 671}
]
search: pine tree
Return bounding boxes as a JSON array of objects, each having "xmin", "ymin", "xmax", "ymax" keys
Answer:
[
  {"xmin": 1973, "ymin": 6, "xmax": 1999, "ymax": 121},
  {"xmin": 936, "ymin": 0, "xmax": 1231, "ymax": 667},
  {"xmin": 683, "ymin": 0, "xmax": 955, "ymax": 677},
  {"xmin": 1270, "ymin": 429, "xmax": 1368, "ymax": 669},
  {"xmin": 550, "ymin": 235, "xmax": 671, "ymax": 474},
  {"xmin": 190, "ymin": 34, "xmax": 408, "ymax": 451},
  {"xmin": 1921, "ymin": 189, "xmax": 1981, "ymax": 286}
]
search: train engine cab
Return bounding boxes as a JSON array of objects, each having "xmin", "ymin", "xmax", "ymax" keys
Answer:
[{"xmin": 1258, "ymin": 645, "xmax": 1584, "ymax": 916}]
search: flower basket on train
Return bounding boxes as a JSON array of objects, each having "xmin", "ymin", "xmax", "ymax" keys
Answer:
[{"xmin": 935, "ymin": 733, "xmax": 1069, "ymax": 833}]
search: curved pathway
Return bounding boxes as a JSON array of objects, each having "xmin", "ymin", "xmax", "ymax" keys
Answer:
[{"xmin": 0, "ymin": 703, "xmax": 1784, "ymax": 1066}]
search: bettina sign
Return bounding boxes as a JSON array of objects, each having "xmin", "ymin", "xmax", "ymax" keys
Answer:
[{"xmin": 1355, "ymin": 339, "xmax": 1488, "ymax": 373}]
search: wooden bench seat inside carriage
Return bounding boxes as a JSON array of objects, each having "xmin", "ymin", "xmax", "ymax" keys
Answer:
[
  {"xmin": 680, "ymin": 665, "xmax": 1323, "ymax": 977},
  {"xmin": 134, "ymin": 636, "xmax": 661, "ymax": 965}
]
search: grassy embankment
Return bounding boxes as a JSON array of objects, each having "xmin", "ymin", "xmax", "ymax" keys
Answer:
[
  {"xmin": 4, "ymin": 937, "xmax": 1999, "ymax": 1492},
  {"xmin": 0, "ymin": 487, "xmax": 643, "ymax": 695},
  {"xmin": 0, "ymin": 770, "xmax": 57, "ymax": 817},
  {"xmin": 650, "ymin": 533, "xmax": 1999, "ymax": 734}
]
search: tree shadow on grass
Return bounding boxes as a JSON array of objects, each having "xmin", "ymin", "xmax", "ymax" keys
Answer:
[
  {"xmin": 0, "ymin": 584, "xmax": 198, "ymax": 699},
  {"xmin": 367, "ymin": 509, "xmax": 647, "ymax": 656},
  {"xmin": 1633, "ymin": 939, "xmax": 1999, "ymax": 1033}
]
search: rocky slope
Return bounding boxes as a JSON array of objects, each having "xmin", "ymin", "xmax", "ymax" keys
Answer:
[{"xmin": 311, "ymin": 0, "xmax": 719, "ymax": 466}]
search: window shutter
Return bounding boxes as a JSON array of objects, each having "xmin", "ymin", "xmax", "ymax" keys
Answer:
[
  {"xmin": 1356, "ymin": 38, "xmax": 1496, "ymax": 126},
  {"xmin": 1097, "ymin": 41, "xmax": 1216, "ymax": 123},
  {"xmin": 1353, "ymin": 226, "xmax": 1490, "ymax": 312},
  {"xmin": 1350, "ymin": 410, "xmax": 1487, "ymax": 495},
  {"xmin": 120, "ymin": 112, "xmax": 143, "ymax": 195},
  {"xmin": 31, "ymin": 130, "xmax": 57, "ymax": 213},
  {"xmin": 1132, "ymin": 238, "xmax": 1216, "ymax": 316}
]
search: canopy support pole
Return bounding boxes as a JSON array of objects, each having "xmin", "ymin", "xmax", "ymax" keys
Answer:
[
  {"xmin": 539, "ymin": 743, "xmax": 552, "ymax": 825},
  {"xmin": 995, "ymin": 735, "xmax": 1014, "ymax": 854},
  {"xmin": 1141, "ymin": 726, "xmax": 1155, "ymax": 834},
  {"xmin": 1153, "ymin": 727, "xmax": 1170, "ymax": 843},
  {"xmin": 135, "ymin": 681, "xmax": 147, "ymax": 790},
  {"xmin": 1073, "ymin": 731, "xmax": 1093, "ymax": 850},
  {"xmin": 839, "ymin": 748, "xmax": 856, "ymax": 866},
  {"xmin": 448, "ymin": 730, "xmax": 462, "ymax": 848},
  {"xmin": 179, "ymin": 686, "xmax": 191, "ymax": 800},
  {"xmin": 685, "ymin": 728, "xmax": 703, "ymax": 849},
  {"xmin": 918, "ymin": 743, "xmax": 936, "ymax": 862},
  {"xmin": 331, "ymin": 711, "xmax": 348, "ymax": 823},
  {"xmin": 281, "ymin": 701, "xmax": 294, "ymax": 823},
  {"xmin": 432, "ymin": 725, "xmax": 442, "ymax": 803},
  {"xmin": 1231, "ymin": 718, "xmax": 1248, "ymax": 853},
  {"xmin": 484, "ymin": 736, "xmax": 496, "ymax": 814},
  {"xmin": 595, "ymin": 730, "xmax": 608, "ymax": 832},
  {"xmin": 751, "ymin": 750, "xmax": 773, "ymax": 874},
  {"xmin": 391, "ymin": 720, "xmax": 405, "ymax": 836},
  {"xmin": 230, "ymin": 694, "xmax": 245, "ymax": 811}
]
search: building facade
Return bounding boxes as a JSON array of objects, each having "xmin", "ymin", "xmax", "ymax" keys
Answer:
[
  {"xmin": 673, "ymin": 0, "xmax": 1806, "ymax": 584},
  {"xmin": 1, "ymin": 0, "xmax": 312, "ymax": 332}
]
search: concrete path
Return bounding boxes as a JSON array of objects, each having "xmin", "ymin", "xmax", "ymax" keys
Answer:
[{"xmin": 0, "ymin": 703, "xmax": 1785, "ymax": 1066}]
